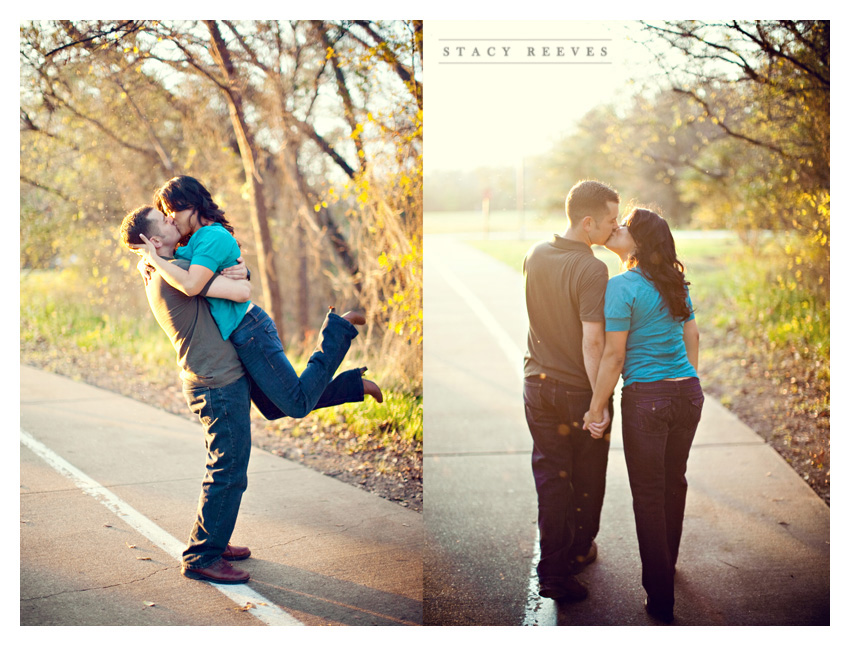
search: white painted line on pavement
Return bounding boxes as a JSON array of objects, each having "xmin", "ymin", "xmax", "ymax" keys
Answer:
[
  {"xmin": 431, "ymin": 259, "xmax": 525, "ymax": 381},
  {"xmin": 20, "ymin": 428, "xmax": 302, "ymax": 626},
  {"xmin": 431, "ymin": 256, "xmax": 546, "ymax": 625}
]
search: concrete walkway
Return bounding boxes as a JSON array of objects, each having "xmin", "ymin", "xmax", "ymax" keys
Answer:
[
  {"xmin": 423, "ymin": 234, "xmax": 829, "ymax": 626},
  {"xmin": 20, "ymin": 366, "xmax": 422, "ymax": 626}
]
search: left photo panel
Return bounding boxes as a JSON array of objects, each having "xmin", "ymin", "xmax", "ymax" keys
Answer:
[{"xmin": 20, "ymin": 20, "xmax": 423, "ymax": 626}]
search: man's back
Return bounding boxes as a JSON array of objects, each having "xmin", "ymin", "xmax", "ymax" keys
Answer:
[
  {"xmin": 523, "ymin": 234, "xmax": 608, "ymax": 389},
  {"xmin": 145, "ymin": 258, "xmax": 244, "ymax": 389}
]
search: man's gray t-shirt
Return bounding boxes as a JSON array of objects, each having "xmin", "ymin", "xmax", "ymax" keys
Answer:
[
  {"xmin": 145, "ymin": 258, "xmax": 244, "ymax": 389},
  {"xmin": 523, "ymin": 235, "xmax": 609, "ymax": 389}
]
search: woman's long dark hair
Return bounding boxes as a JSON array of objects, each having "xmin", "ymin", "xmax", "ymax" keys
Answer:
[
  {"xmin": 153, "ymin": 176, "xmax": 235, "ymax": 236},
  {"xmin": 623, "ymin": 208, "xmax": 692, "ymax": 321}
]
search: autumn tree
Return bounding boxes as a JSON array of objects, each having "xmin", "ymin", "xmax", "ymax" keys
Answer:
[
  {"xmin": 638, "ymin": 20, "xmax": 829, "ymax": 289},
  {"xmin": 20, "ymin": 19, "xmax": 423, "ymax": 391}
]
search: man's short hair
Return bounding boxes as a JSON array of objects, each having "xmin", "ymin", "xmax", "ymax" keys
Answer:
[
  {"xmin": 565, "ymin": 180, "xmax": 620, "ymax": 226},
  {"xmin": 120, "ymin": 205, "xmax": 155, "ymax": 248}
]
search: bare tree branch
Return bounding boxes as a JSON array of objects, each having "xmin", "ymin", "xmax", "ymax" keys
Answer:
[
  {"xmin": 45, "ymin": 20, "xmax": 144, "ymax": 59},
  {"xmin": 21, "ymin": 175, "xmax": 77, "ymax": 203}
]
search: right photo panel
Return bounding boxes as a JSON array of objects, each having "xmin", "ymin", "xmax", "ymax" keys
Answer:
[{"xmin": 423, "ymin": 20, "xmax": 829, "ymax": 627}]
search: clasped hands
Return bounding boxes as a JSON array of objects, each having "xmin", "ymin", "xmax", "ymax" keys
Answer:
[{"xmin": 583, "ymin": 407, "xmax": 610, "ymax": 440}]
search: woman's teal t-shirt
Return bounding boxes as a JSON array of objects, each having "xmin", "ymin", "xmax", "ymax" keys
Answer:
[
  {"xmin": 604, "ymin": 268, "xmax": 697, "ymax": 386},
  {"xmin": 174, "ymin": 223, "xmax": 250, "ymax": 340}
]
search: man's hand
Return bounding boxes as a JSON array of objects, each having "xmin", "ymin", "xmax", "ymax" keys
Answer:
[
  {"xmin": 221, "ymin": 256, "xmax": 248, "ymax": 281},
  {"xmin": 136, "ymin": 258, "xmax": 154, "ymax": 286},
  {"xmin": 583, "ymin": 407, "xmax": 611, "ymax": 439}
]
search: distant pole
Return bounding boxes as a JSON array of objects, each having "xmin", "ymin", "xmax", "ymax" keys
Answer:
[
  {"xmin": 482, "ymin": 188, "xmax": 491, "ymax": 239},
  {"xmin": 517, "ymin": 158, "xmax": 525, "ymax": 240}
]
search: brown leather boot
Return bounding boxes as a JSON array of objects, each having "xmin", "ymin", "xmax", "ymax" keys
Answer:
[
  {"xmin": 222, "ymin": 544, "xmax": 251, "ymax": 561},
  {"xmin": 182, "ymin": 558, "xmax": 250, "ymax": 584}
]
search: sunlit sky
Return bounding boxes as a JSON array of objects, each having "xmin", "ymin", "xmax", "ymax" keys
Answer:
[{"xmin": 425, "ymin": 21, "xmax": 655, "ymax": 173}]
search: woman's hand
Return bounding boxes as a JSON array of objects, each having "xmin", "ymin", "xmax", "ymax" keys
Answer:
[
  {"xmin": 583, "ymin": 407, "xmax": 611, "ymax": 439},
  {"xmin": 130, "ymin": 234, "xmax": 159, "ymax": 267},
  {"xmin": 221, "ymin": 257, "xmax": 248, "ymax": 280}
]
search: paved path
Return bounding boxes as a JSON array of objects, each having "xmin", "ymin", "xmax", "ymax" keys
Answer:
[
  {"xmin": 423, "ymin": 234, "xmax": 829, "ymax": 626},
  {"xmin": 20, "ymin": 366, "xmax": 422, "ymax": 626}
]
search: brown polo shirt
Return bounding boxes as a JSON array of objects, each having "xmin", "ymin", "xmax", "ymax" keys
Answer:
[
  {"xmin": 523, "ymin": 234, "xmax": 609, "ymax": 389},
  {"xmin": 145, "ymin": 258, "xmax": 245, "ymax": 389}
]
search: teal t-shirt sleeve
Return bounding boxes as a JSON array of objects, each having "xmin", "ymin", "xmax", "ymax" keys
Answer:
[
  {"xmin": 685, "ymin": 286, "xmax": 695, "ymax": 322},
  {"xmin": 604, "ymin": 276, "xmax": 632, "ymax": 332},
  {"xmin": 185, "ymin": 226, "xmax": 238, "ymax": 273}
]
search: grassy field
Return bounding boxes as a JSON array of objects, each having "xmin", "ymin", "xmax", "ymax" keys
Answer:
[
  {"xmin": 20, "ymin": 268, "xmax": 423, "ymax": 445},
  {"xmin": 465, "ymin": 232, "xmax": 740, "ymax": 300},
  {"xmin": 424, "ymin": 209, "xmax": 565, "ymax": 236},
  {"xmin": 466, "ymin": 233, "xmax": 827, "ymax": 361}
]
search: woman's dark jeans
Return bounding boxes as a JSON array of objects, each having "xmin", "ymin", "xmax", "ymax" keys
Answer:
[
  {"xmin": 230, "ymin": 307, "xmax": 363, "ymax": 420},
  {"xmin": 524, "ymin": 376, "xmax": 612, "ymax": 586},
  {"xmin": 621, "ymin": 377, "xmax": 704, "ymax": 611}
]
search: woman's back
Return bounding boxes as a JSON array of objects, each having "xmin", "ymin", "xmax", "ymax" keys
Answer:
[{"xmin": 605, "ymin": 268, "xmax": 697, "ymax": 386}]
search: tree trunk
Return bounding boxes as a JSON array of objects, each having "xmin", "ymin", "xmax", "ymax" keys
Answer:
[
  {"xmin": 205, "ymin": 20, "xmax": 285, "ymax": 340},
  {"xmin": 296, "ymin": 217, "xmax": 309, "ymax": 340}
]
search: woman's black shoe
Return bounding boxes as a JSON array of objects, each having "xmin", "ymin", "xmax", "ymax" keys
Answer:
[{"xmin": 644, "ymin": 597, "xmax": 674, "ymax": 623}]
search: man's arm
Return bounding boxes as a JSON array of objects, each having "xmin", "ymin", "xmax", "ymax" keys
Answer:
[
  {"xmin": 683, "ymin": 318, "xmax": 699, "ymax": 373},
  {"xmin": 220, "ymin": 257, "xmax": 248, "ymax": 280},
  {"xmin": 581, "ymin": 320, "xmax": 605, "ymax": 389},
  {"xmin": 205, "ymin": 274, "xmax": 252, "ymax": 303}
]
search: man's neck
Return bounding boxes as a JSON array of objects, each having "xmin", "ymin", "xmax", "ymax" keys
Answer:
[
  {"xmin": 158, "ymin": 244, "xmax": 176, "ymax": 259},
  {"xmin": 561, "ymin": 226, "xmax": 591, "ymax": 247}
]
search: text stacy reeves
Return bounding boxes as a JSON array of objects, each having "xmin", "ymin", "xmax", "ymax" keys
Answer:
[{"xmin": 440, "ymin": 42, "xmax": 610, "ymax": 62}]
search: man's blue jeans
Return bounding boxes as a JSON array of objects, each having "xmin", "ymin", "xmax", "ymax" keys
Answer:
[
  {"xmin": 230, "ymin": 307, "xmax": 363, "ymax": 419},
  {"xmin": 621, "ymin": 377, "xmax": 703, "ymax": 610},
  {"xmin": 182, "ymin": 375, "xmax": 252, "ymax": 569},
  {"xmin": 524, "ymin": 376, "xmax": 612, "ymax": 586}
]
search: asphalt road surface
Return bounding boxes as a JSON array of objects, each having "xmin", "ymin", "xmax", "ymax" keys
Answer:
[{"xmin": 20, "ymin": 366, "xmax": 422, "ymax": 626}]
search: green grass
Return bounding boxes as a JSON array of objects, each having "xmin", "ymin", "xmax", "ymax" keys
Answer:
[
  {"xmin": 20, "ymin": 269, "xmax": 173, "ymax": 369},
  {"xmin": 425, "ymin": 209, "xmax": 565, "ymax": 235},
  {"xmin": 311, "ymin": 391, "xmax": 423, "ymax": 444},
  {"xmin": 467, "ymin": 232, "xmax": 738, "ymax": 282},
  {"xmin": 467, "ymin": 232, "xmax": 829, "ymax": 373},
  {"xmin": 21, "ymin": 268, "xmax": 423, "ymax": 444}
]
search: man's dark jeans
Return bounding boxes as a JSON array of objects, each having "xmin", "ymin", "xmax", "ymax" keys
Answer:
[
  {"xmin": 524, "ymin": 376, "xmax": 612, "ymax": 587},
  {"xmin": 621, "ymin": 377, "xmax": 704, "ymax": 610},
  {"xmin": 182, "ymin": 375, "xmax": 253, "ymax": 569},
  {"xmin": 230, "ymin": 307, "xmax": 362, "ymax": 420},
  {"xmin": 181, "ymin": 309, "xmax": 365, "ymax": 569}
]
